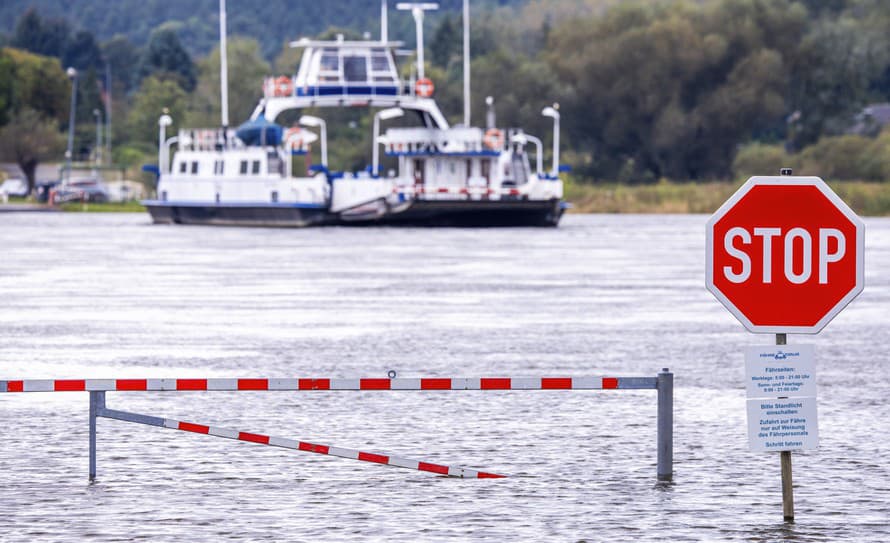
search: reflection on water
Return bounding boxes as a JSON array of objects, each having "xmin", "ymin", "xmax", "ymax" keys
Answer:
[{"xmin": 1, "ymin": 213, "xmax": 888, "ymax": 541}]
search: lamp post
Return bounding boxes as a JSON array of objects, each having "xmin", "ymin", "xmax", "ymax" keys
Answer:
[
  {"xmin": 299, "ymin": 115, "xmax": 327, "ymax": 168},
  {"xmin": 93, "ymin": 109, "xmax": 102, "ymax": 170},
  {"xmin": 542, "ymin": 104, "xmax": 560, "ymax": 177},
  {"xmin": 65, "ymin": 67, "xmax": 78, "ymax": 183},
  {"xmin": 396, "ymin": 3, "xmax": 438, "ymax": 80},
  {"xmin": 373, "ymin": 107, "xmax": 404, "ymax": 176},
  {"xmin": 158, "ymin": 114, "xmax": 173, "ymax": 174}
]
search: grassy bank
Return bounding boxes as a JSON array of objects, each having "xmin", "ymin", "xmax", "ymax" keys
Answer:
[
  {"xmin": 57, "ymin": 201, "xmax": 146, "ymax": 213},
  {"xmin": 565, "ymin": 178, "xmax": 890, "ymax": 216}
]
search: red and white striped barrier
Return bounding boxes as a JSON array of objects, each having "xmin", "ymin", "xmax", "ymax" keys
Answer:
[
  {"xmin": 1, "ymin": 376, "xmax": 649, "ymax": 393},
  {"xmin": 101, "ymin": 409, "xmax": 503, "ymax": 479},
  {"xmin": 1, "ymin": 371, "xmax": 672, "ymax": 483}
]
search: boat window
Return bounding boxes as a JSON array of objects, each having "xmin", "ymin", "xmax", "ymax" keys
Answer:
[
  {"xmin": 240, "ymin": 160, "xmax": 248, "ymax": 174},
  {"xmin": 191, "ymin": 161, "xmax": 199, "ymax": 174},
  {"xmin": 371, "ymin": 52, "xmax": 390, "ymax": 72},
  {"xmin": 252, "ymin": 160, "xmax": 261, "ymax": 174},
  {"xmin": 179, "ymin": 162, "xmax": 187, "ymax": 174},
  {"xmin": 466, "ymin": 159, "xmax": 472, "ymax": 179},
  {"xmin": 318, "ymin": 50, "xmax": 340, "ymax": 82},
  {"xmin": 413, "ymin": 159, "xmax": 424, "ymax": 184},
  {"xmin": 271, "ymin": 191, "xmax": 278, "ymax": 203},
  {"xmin": 481, "ymin": 159, "xmax": 491, "ymax": 182},
  {"xmin": 343, "ymin": 56, "xmax": 368, "ymax": 82},
  {"xmin": 214, "ymin": 160, "xmax": 225, "ymax": 175}
]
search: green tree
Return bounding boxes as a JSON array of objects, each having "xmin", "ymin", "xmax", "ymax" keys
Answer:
[
  {"xmin": 63, "ymin": 30, "xmax": 104, "ymax": 71},
  {"xmin": 10, "ymin": 9, "xmax": 71, "ymax": 59},
  {"xmin": 126, "ymin": 75, "xmax": 188, "ymax": 146},
  {"xmin": 0, "ymin": 108, "xmax": 65, "ymax": 193},
  {"xmin": 138, "ymin": 27, "xmax": 197, "ymax": 92},
  {"xmin": 1, "ymin": 47, "xmax": 70, "ymax": 124},
  {"xmin": 430, "ymin": 15, "xmax": 459, "ymax": 68},
  {"xmin": 187, "ymin": 37, "xmax": 269, "ymax": 127}
]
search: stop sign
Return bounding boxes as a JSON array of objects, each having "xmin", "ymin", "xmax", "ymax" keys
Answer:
[{"xmin": 706, "ymin": 176, "xmax": 864, "ymax": 333}]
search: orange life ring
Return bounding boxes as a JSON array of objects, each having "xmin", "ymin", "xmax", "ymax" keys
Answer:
[
  {"xmin": 274, "ymin": 76, "xmax": 293, "ymax": 97},
  {"xmin": 483, "ymin": 128, "xmax": 504, "ymax": 150},
  {"xmin": 415, "ymin": 77, "xmax": 434, "ymax": 98}
]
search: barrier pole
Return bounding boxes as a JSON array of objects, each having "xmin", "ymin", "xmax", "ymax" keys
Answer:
[
  {"xmin": 89, "ymin": 391, "xmax": 104, "ymax": 482},
  {"xmin": 656, "ymin": 368, "xmax": 673, "ymax": 482}
]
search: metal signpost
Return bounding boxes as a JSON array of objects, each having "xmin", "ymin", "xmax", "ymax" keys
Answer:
[{"xmin": 706, "ymin": 169, "xmax": 865, "ymax": 521}]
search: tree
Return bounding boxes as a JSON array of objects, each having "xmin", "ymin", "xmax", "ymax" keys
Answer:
[
  {"xmin": 102, "ymin": 35, "xmax": 141, "ymax": 93},
  {"xmin": 1, "ymin": 47, "xmax": 70, "ymax": 124},
  {"xmin": 138, "ymin": 27, "xmax": 197, "ymax": 92},
  {"xmin": 11, "ymin": 9, "xmax": 70, "ymax": 59},
  {"xmin": 187, "ymin": 37, "xmax": 269, "ymax": 127},
  {"xmin": 126, "ymin": 75, "xmax": 188, "ymax": 146},
  {"xmin": 63, "ymin": 30, "xmax": 104, "ymax": 71},
  {"xmin": 430, "ymin": 15, "xmax": 459, "ymax": 68},
  {"xmin": 0, "ymin": 108, "xmax": 65, "ymax": 194}
]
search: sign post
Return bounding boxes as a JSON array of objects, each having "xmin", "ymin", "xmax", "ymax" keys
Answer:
[{"xmin": 706, "ymin": 169, "xmax": 865, "ymax": 521}]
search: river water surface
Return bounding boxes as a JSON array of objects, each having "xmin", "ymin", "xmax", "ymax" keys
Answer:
[{"xmin": 1, "ymin": 212, "xmax": 888, "ymax": 542}]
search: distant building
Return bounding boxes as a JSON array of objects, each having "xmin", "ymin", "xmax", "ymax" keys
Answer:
[{"xmin": 848, "ymin": 103, "xmax": 890, "ymax": 137}]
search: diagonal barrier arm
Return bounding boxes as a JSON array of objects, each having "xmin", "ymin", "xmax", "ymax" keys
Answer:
[{"xmin": 89, "ymin": 391, "xmax": 504, "ymax": 480}]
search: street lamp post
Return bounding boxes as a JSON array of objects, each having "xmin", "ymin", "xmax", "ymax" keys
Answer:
[
  {"xmin": 65, "ymin": 67, "xmax": 78, "ymax": 183},
  {"xmin": 542, "ymin": 104, "xmax": 560, "ymax": 177},
  {"xmin": 396, "ymin": 3, "xmax": 438, "ymax": 80},
  {"xmin": 93, "ymin": 109, "xmax": 102, "ymax": 170},
  {"xmin": 373, "ymin": 108, "xmax": 404, "ymax": 176},
  {"xmin": 158, "ymin": 114, "xmax": 173, "ymax": 174},
  {"xmin": 299, "ymin": 115, "xmax": 327, "ymax": 168}
]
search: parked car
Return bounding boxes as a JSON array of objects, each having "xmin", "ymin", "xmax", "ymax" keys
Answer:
[
  {"xmin": 0, "ymin": 178, "xmax": 28, "ymax": 198},
  {"xmin": 35, "ymin": 180, "xmax": 61, "ymax": 203},
  {"xmin": 51, "ymin": 178, "xmax": 110, "ymax": 204}
]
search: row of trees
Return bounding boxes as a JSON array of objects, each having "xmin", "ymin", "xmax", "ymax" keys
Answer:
[{"xmin": 4, "ymin": 0, "xmax": 890, "ymax": 191}]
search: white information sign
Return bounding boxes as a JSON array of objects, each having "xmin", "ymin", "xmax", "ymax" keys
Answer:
[
  {"xmin": 745, "ymin": 345, "xmax": 818, "ymax": 452},
  {"xmin": 746, "ymin": 397, "xmax": 819, "ymax": 452},
  {"xmin": 745, "ymin": 345, "xmax": 816, "ymax": 398}
]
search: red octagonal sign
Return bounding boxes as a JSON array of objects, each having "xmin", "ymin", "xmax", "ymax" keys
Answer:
[{"xmin": 706, "ymin": 176, "xmax": 864, "ymax": 334}]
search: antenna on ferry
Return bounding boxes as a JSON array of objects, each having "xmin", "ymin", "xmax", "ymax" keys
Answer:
[
  {"xmin": 396, "ymin": 2, "xmax": 438, "ymax": 80},
  {"xmin": 463, "ymin": 0, "xmax": 470, "ymax": 126},
  {"xmin": 219, "ymin": 0, "xmax": 230, "ymax": 142},
  {"xmin": 381, "ymin": 0, "xmax": 388, "ymax": 42}
]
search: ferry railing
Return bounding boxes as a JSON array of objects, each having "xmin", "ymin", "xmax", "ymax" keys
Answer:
[{"xmin": 1, "ymin": 370, "xmax": 673, "ymax": 483}]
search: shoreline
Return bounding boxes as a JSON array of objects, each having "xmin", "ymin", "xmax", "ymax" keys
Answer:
[{"xmin": 3, "ymin": 179, "xmax": 889, "ymax": 216}]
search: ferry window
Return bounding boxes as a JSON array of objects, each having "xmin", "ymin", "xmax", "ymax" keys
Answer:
[
  {"xmin": 343, "ymin": 56, "xmax": 368, "ymax": 82},
  {"xmin": 214, "ymin": 160, "xmax": 225, "ymax": 175},
  {"xmin": 179, "ymin": 162, "xmax": 187, "ymax": 174},
  {"xmin": 371, "ymin": 52, "xmax": 390, "ymax": 72},
  {"xmin": 271, "ymin": 191, "xmax": 279, "ymax": 203},
  {"xmin": 481, "ymin": 159, "xmax": 491, "ymax": 182},
  {"xmin": 252, "ymin": 160, "xmax": 261, "ymax": 174},
  {"xmin": 466, "ymin": 159, "xmax": 472, "ymax": 178},
  {"xmin": 240, "ymin": 160, "xmax": 248, "ymax": 174},
  {"xmin": 320, "ymin": 51, "xmax": 339, "ymax": 71},
  {"xmin": 450, "ymin": 162, "xmax": 456, "ymax": 175},
  {"xmin": 413, "ymin": 159, "xmax": 424, "ymax": 183},
  {"xmin": 191, "ymin": 161, "xmax": 199, "ymax": 174},
  {"xmin": 161, "ymin": 191, "xmax": 167, "ymax": 201}
]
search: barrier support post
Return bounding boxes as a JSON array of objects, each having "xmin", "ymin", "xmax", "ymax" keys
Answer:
[
  {"xmin": 657, "ymin": 368, "xmax": 673, "ymax": 482},
  {"xmin": 89, "ymin": 391, "xmax": 105, "ymax": 482}
]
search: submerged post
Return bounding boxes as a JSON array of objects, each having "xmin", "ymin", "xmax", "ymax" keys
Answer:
[
  {"xmin": 776, "ymin": 332, "xmax": 794, "ymax": 521},
  {"xmin": 657, "ymin": 368, "xmax": 673, "ymax": 482},
  {"xmin": 89, "ymin": 391, "xmax": 105, "ymax": 482}
]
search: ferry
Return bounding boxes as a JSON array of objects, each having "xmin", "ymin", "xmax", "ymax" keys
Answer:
[{"xmin": 143, "ymin": 1, "xmax": 566, "ymax": 227}]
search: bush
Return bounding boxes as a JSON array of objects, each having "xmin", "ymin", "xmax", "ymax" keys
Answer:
[
  {"xmin": 732, "ymin": 143, "xmax": 792, "ymax": 180},
  {"xmin": 798, "ymin": 135, "xmax": 878, "ymax": 180}
]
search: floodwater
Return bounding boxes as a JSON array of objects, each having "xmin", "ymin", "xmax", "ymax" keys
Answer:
[{"xmin": 0, "ymin": 212, "xmax": 888, "ymax": 542}]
